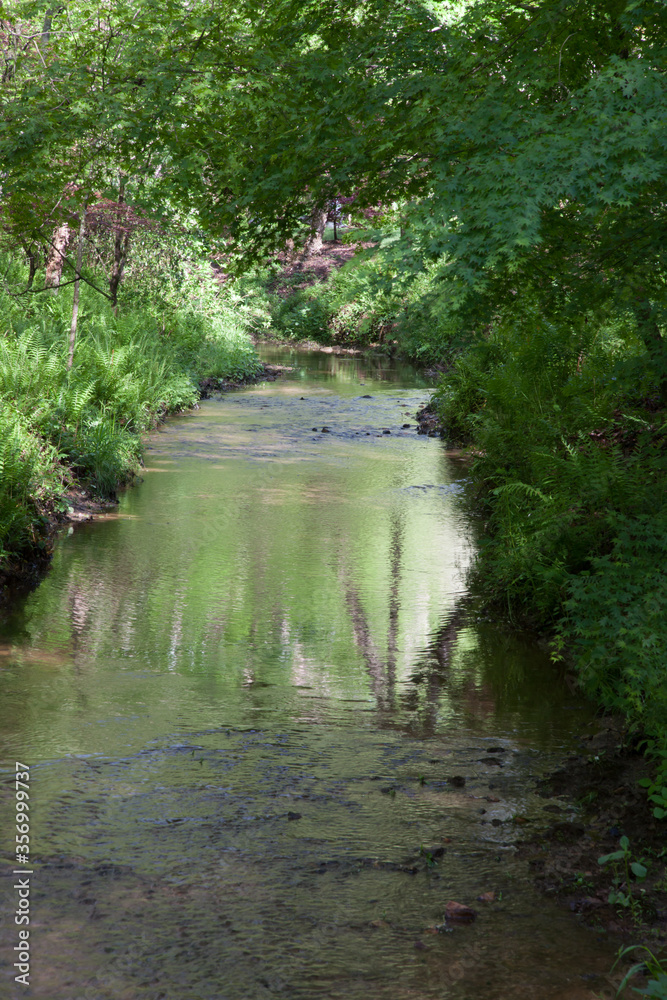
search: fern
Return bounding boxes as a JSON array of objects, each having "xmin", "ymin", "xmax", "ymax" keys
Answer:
[{"xmin": 0, "ymin": 243, "xmax": 260, "ymax": 566}]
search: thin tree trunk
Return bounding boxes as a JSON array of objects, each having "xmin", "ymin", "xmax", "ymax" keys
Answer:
[
  {"xmin": 67, "ymin": 206, "xmax": 87, "ymax": 371},
  {"xmin": 303, "ymin": 205, "xmax": 327, "ymax": 254},
  {"xmin": 42, "ymin": 6, "xmax": 56, "ymax": 44},
  {"xmin": 21, "ymin": 243, "xmax": 39, "ymax": 288},
  {"xmin": 44, "ymin": 223, "xmax": 71, "ymax": 291},
  {"xmin": 109, "ymin": 178, "xmax": 130, "ymax": 309},
  {"xmin": 109, "ymin": 231, "xmax": 130, "ymax": 309}
]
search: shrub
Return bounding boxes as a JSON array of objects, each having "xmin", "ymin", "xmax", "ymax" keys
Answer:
[{"xmin": 555, "ymin": 515, "xmax": 667, "ymax": 738}]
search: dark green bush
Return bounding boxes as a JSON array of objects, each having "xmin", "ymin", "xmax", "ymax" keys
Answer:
[{"xmin": 555, "ymin": 515, "xmax": 667, "ymax": 737}]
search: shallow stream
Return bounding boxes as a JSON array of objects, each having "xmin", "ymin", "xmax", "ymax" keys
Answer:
[{"xmin": 0, "ymin": 348, "xmax": 617, "ymax": 998}]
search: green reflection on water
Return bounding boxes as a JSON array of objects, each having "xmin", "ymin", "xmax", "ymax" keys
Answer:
[{"xmin": 0, "ymin": 349, "xmax": 614, "ymax": 999}]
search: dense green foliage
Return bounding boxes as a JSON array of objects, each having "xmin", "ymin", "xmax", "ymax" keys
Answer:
[
  {"xmin": 225, "ymin": 0, "xmax": 667, "ymax": 753},
  {"xmin": 1, "ymin": 0, "xmax": 665, "ymax": 759},
  {"xmin": 424, "ymin": 301, "xmax": 665, "ymax": 733}
]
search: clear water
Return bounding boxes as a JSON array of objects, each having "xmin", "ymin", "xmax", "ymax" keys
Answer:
[{"xmin": 0, "ymin": 348, "xmax": 616, "ymax": 999}]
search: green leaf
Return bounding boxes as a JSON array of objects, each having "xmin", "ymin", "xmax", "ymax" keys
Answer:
[{"xmin": 598, "ymin": 850, "xmax": 625, "ymax": 865}]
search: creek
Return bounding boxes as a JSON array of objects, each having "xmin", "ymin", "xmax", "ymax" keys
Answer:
[{"xmin": 0, "ymin": 347, "xmax": 617, "ymax": 999}]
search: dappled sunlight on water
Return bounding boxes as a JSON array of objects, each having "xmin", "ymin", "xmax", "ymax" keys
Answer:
[{"xmin": 0, "ymin": 348, "xmax": 617, "ymax": 998}]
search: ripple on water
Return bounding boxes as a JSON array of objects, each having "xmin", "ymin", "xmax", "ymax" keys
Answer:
[{"xmin": 0, "ymin": 348, "xmax": 615, "ymax": 998}]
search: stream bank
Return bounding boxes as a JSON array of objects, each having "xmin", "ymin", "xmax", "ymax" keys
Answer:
[
  {"xmin": 520, "ymin": 721, "xmax": 667, "ymax": 944},
  {"xmin": 0, "ymin": 363, "xmax": 287, "ymax": 607}
]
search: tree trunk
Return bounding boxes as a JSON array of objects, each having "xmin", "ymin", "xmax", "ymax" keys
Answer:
[
  {"xmin": 109, "ymin": 179, "xmax": 130, "ymax": 308},
  {"xmin": 109, "ymin": 230, "xmax": 131, "ymax": 309},
  {"xmin": 330, "ymin": 198, "xmax": 339, "ymax": 242},
  {"xmin": 303, "ymin": 205, "xmax": 327, "ymax": 254},
  {"xmin": 67, "ymin": 207, "xmax": 87, "ymax": 371},
  {"xmin": 42, "ymin": 6, "xmax": 56, "ymax": 44},
  {"xmin": 21, "ymin": 243, "xmax": 39, "ymax": 288},
  {"xmin": 44, "ymin": 223, "xmax": 71, "ymax": 291}
]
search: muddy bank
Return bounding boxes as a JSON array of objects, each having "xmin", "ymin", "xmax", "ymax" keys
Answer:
[
  {"xmin": 198, "ymin": 361, "xmax": 293, "ymax": 397},
  {"xmin": 0, "ymin": 487, "xmax": 119, "ymax": 607},
  {"xmin": 519, "ymin": 720, "xmax": 667, "ymax": 944}
]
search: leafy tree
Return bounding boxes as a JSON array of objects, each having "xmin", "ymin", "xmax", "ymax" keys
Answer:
[{"xmin": 176, "ymin": 0, "xmax": 666, "ymax": 384}]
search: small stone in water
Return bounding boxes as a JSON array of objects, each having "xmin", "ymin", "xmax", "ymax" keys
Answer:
[
  {"xmin": 477, "ymin": 891, "xmax": 496, "ymax": 903},
  {"xmin": 448, "ymin": 775, "xmax": 466, "ymax": 788},
  {"xmin": 287, "ymin": 811, "xmax": 302, "ymax": 821},
  {"xmin": 445, "ymin": 901, "xmax": 477, "ymax": 924}
]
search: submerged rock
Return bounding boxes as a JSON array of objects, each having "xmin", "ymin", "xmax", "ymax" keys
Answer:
[{"xmin": 445, "ymin": 901, "xmax": 478, "ymax": 924}]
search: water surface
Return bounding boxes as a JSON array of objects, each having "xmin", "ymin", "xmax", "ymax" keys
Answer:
[{"xmin": 0, "ymin": 348, "xmax": 616, "ymax": 999}]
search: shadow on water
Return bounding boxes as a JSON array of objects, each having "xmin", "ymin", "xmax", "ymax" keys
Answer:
[{"xmin": 0, "ymin": 348, "xmax": 617, "ymax": 999}]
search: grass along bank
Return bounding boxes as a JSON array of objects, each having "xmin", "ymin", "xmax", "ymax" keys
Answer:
[{"xmin": 0, "ymin": 250, "xmax": 261, "ymax": 597}]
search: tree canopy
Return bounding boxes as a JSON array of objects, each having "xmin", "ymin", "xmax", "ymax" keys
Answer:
[{"xmin": 2, "ymin": 0, "xmax": 666, "ymax": 339}]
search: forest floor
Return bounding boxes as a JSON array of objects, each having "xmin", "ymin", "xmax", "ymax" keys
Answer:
[
  {"xmin": 268, "ymin": 235, "xmax": 376, "ymax": 298},
  {"xmin": 519, "ymin": 719, "xmax": 667, "ymax": 945}
]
